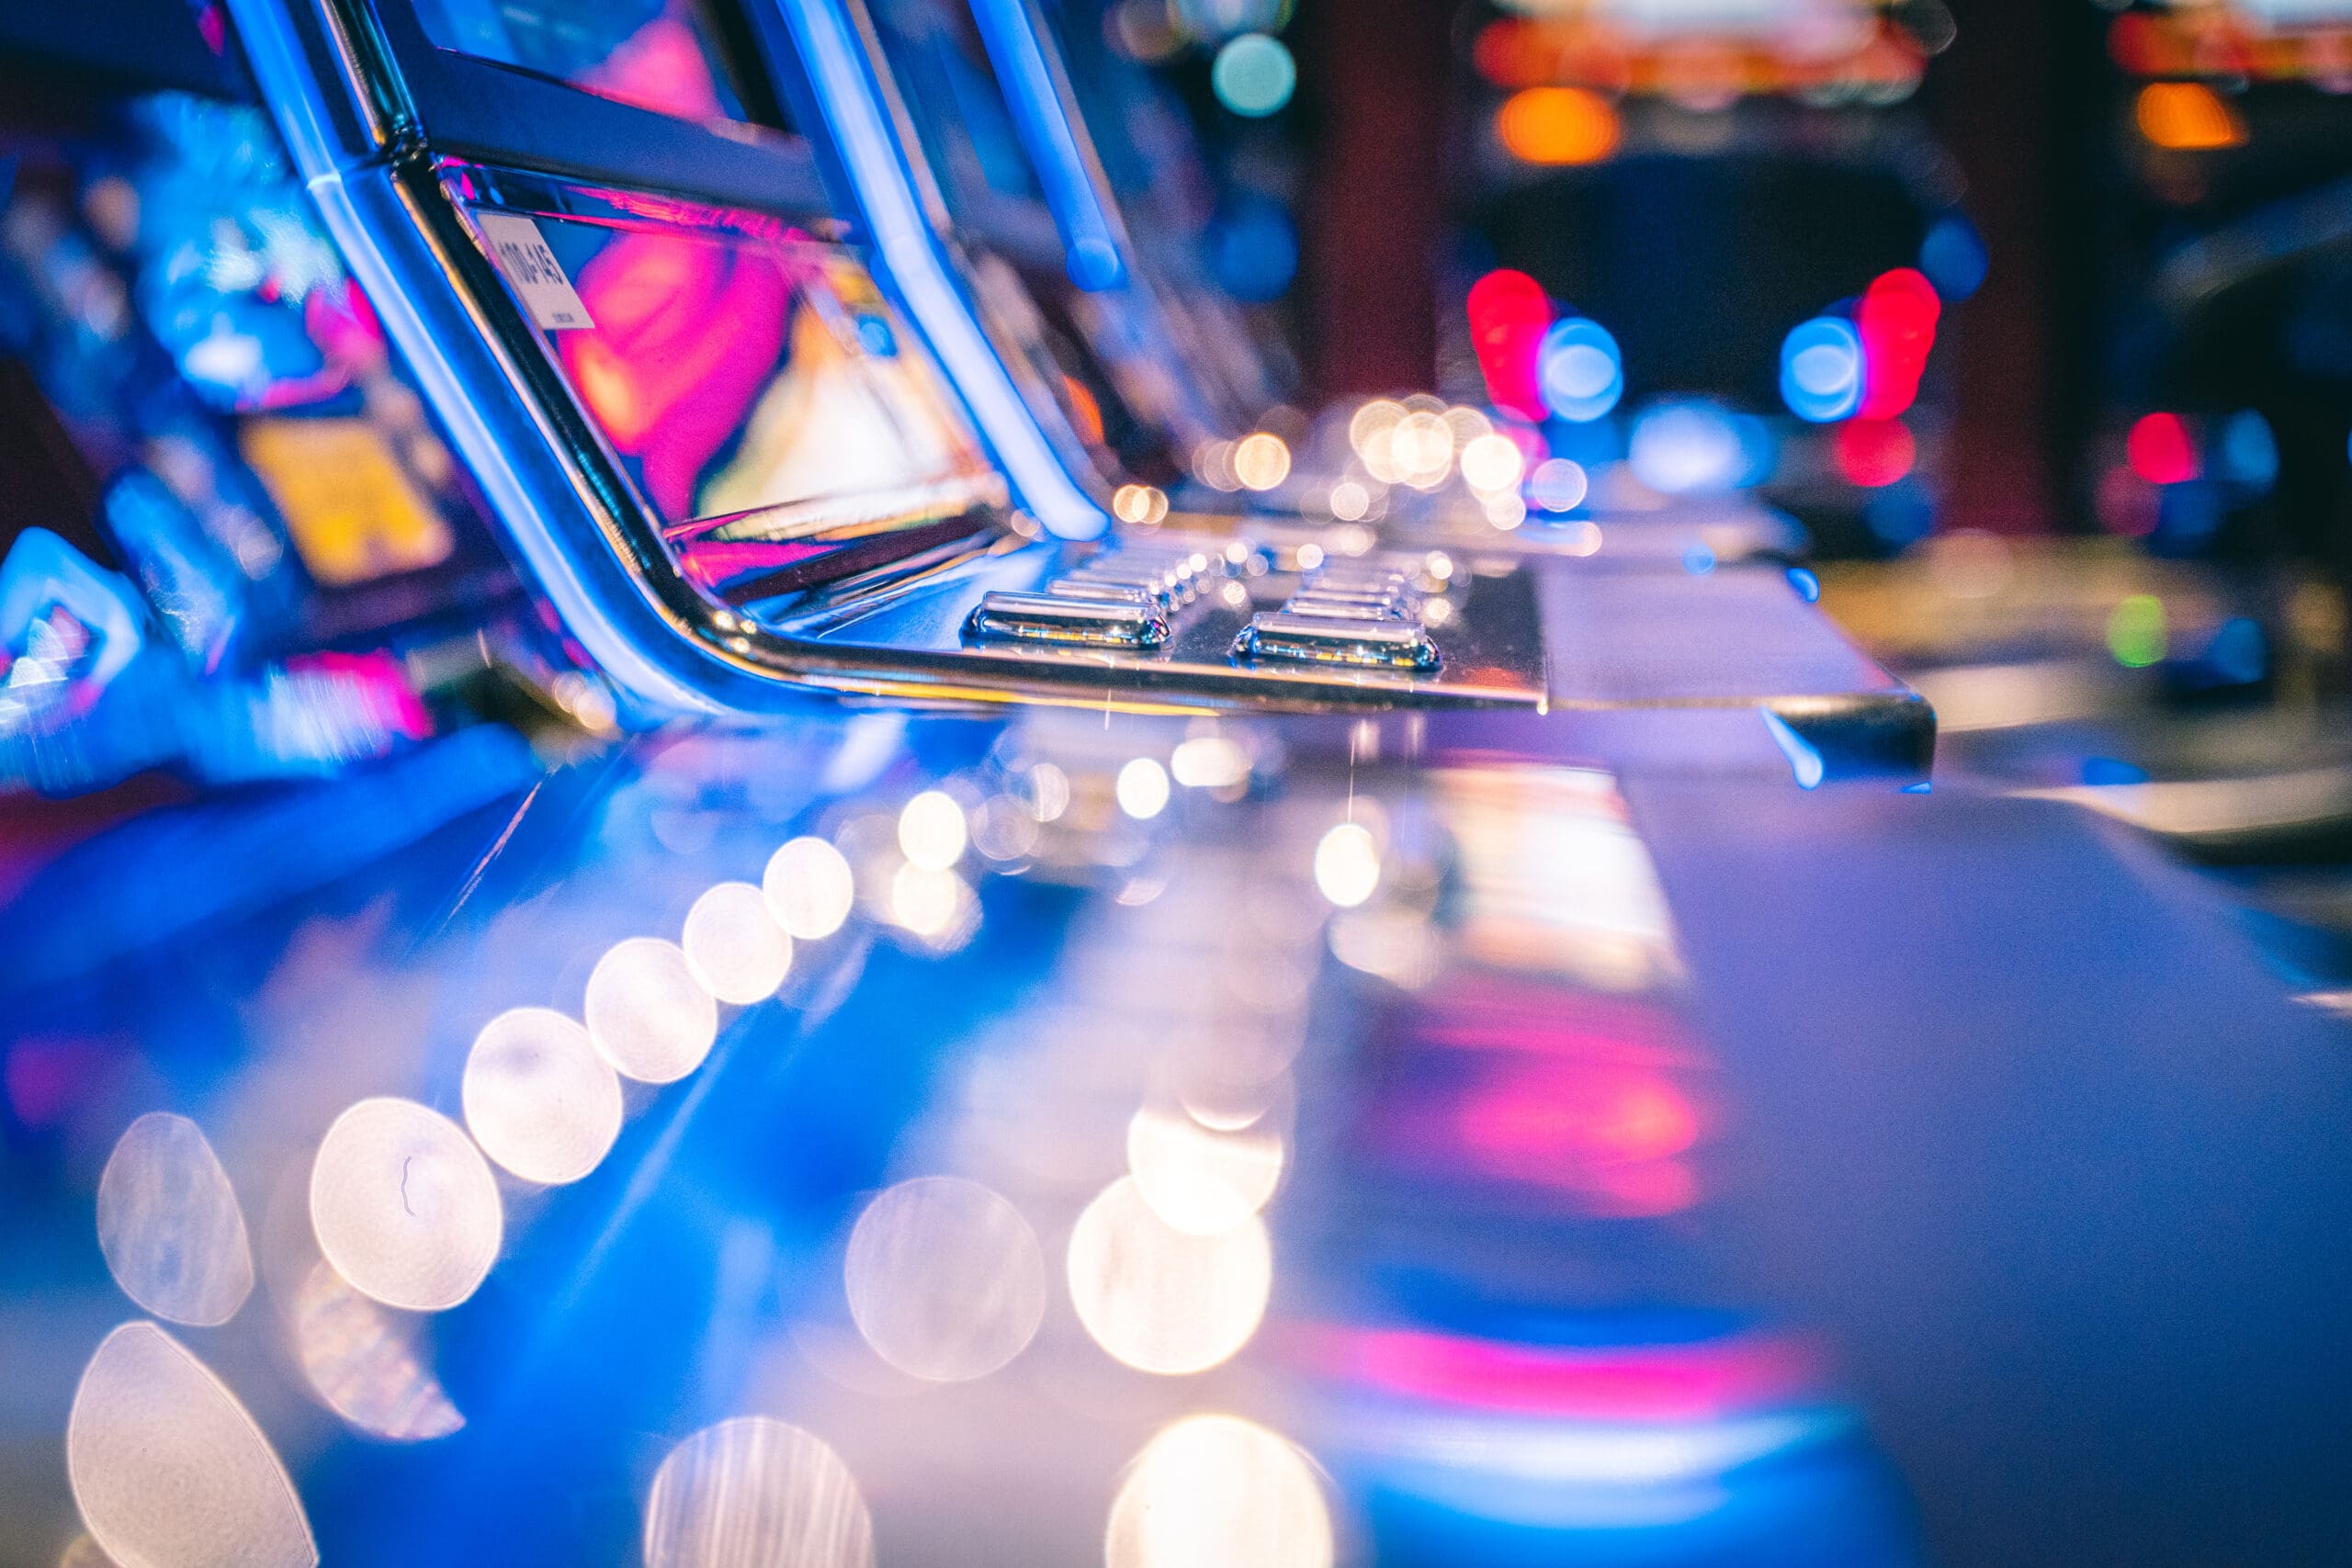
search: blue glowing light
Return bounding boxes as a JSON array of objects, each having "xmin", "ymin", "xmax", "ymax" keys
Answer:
[
  {"xmin": 1206, "ymin": 197, "xmax": 1298, "ymax": 302},
  {"xmin": 1918, "ymin": 216, "xmax": 1988, "ymax": 301},
  {"xmin": 1760, "ymin": 711, "xmax": 1825, "ymax": 790},
  {"xmin": 967, "ymin": 0, "xmax": 1130, "ymax": 292},
  {"xmin": 1863, "ymin": 477, "xmax": 1934, "ymax": 547},
  {"xmin": 1786, "ymin": 566, "xmax": 1821, "ymax": 603},
  {"xmin": 2209, "ymin": 616, "xmax": 2269, "ymax": 683},
  {"xmin": 1538, "ymin": 318, "xmax": 1623, "ymax": 423},
  {"xmin": 1628, "ymin": 400, "xmax": 1752, "ymax": 495},
  {"xmin": 2081, "ymin": 756, "xmax": 2151, "ymax": 786},
  {"xmin": 1780, "ymin": 316, "xmax": 1864, "ymax": 424},
  {"xmin": 2219, "ymin": 410, "xmax": 2278, "ymax": 491}
]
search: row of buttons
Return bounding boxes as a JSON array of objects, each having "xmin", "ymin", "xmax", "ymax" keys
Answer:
[
  {"xmin": 967, "ymin": 540, "xmax": 1441, "ymax": 672},
  {"xmin": 967, "ymin": 538, "xmax": 1242, "ymax": 650},
  {"xmin": 1233, "ymin": 560, "xmax": 1441, "ymax": 671}
]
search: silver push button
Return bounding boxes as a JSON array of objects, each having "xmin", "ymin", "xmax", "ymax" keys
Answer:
[
  {"xmin": 969, "ymin": 591, "xmax": 1170, "ymax": 649},
  {"xmin": 1233, "ymin": 611, "xmax": 1440, "ymax": 671}
]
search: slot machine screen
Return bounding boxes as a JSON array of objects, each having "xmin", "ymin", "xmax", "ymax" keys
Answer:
[
  {"xmin": 0, "ymin": 90, "xmax": 514, "ymax": 662},
  {"xmin": 462, "ymin": 194, "xmax": 1009, "ymax": 596},
  {"xmin": 413, "ymin": 0, "xmax": 774, "ymax": 124}
]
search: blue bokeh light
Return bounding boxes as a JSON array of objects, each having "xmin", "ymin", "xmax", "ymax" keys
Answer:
[
  {"xmin": 1919, "ymin": 216, "xmax": 1989, "ymax": 301},
  {"xmin": 1780, "ymin": 316, "xmax": 1864, "ymax": 423},
  {"xmin": 1538, "ymin": 317, "xmax": 1623, "ymax": 423},
  {"xmin": 1205, "ymin": 196, "xmax": 1299, "ymax": 301}
]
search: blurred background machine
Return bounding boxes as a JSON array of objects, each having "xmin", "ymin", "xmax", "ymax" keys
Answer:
[{"xmin": 0, "ymin": 2, "xmax": 2348, "ymax": 1567}]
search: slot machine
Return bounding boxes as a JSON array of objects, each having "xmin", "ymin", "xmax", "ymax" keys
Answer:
[
  {"xmin": 0, "ymin": 4, "xmax": 2347, "ymax": 1568},
  {"xmin": 0, "ymin": 1, "xmax": 605, "ymax": 803}
]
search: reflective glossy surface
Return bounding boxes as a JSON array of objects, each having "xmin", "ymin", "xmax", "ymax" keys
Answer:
[{"xmin": 6, "ymin": 703, "xmax": 2348, "ymax": 1565}]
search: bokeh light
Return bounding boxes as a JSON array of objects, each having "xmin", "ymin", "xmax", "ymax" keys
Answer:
[
  {"xmin": 1538, "ymin": 317, "xmax": 1624, "ymax": 423},
  {"xmin": 1833, "ymin": 418, "xmax": 1917, "ymax": 489},
  {"xmin": 2135, "ymin": 82, "xmax": 2247, "ymax": 151},
  {"xmin": 95, "ymin": 1112, "xmax": 254, "ymax": 1326},
  {"xmin": 309, "ymin": 1098, "xmax": 503, "ymax": 1313},
  {"xmin": 2128, "ymin": 412, "xmax": 2199, "ymax": 485},
  {"xmin": 288, "ymin": 1260, "xmax": 464, "ymax": 1442},
  {"xmin": 1780, "ymin": 316, "xmax": 1865, "ymax": 423},
  {"xmin": 1212, "ymin": 34, "xmax": 1296, "ymax": 118},
  {"xmin": 1528, "ymin": 457, "xmax": 1589, "ymax": 512},
  {"xmin": 1105, "ymin": 1415, "xmax": 1332, "ymax": 1568},
  {"xmin": 2109, "ymin": 594, "xmax": 2170, "ymax": 668},
  {"xmin": 1170, "ymin": 736, "xmax": 1251, "ymax": 790},
  {"xmin": 643, "ymin": 1417, "xmax": 873, "ymax": 1568},
  {"xmin": 585, "ymin": 937, "xmax": 718, "ymax": 1083},
  {"xmin": 1232, "ymin": 432, "xmax": 1293, "ymax": 491},
  {"xmin": 1459, "ymin": 432, "xmax": 1526, "ymax": 493},
  {"xmin": 843, "ymin": 1177, "xmax": 1046, "ymax": 1382},
  {"xmin": 1465, "ymin": 272, "xmax": 1553, "ymax": 420},
  {"xmin": 1313, "ymin": 822, "xmax": 1381, "ymax": 908},
  {"xmin": 1856, "ymin": 269, "xmax": 1939, "ymax": 420},
  {"xmin": 1117, "ymin": 757, "xmax": 1172, "ymax": 819},
  {"xmin": 682, "ymin": 881, "xmax": 794, "ymax": 1005},
  {"xmin": 1113, "ymin": 484, "xmax": 1170, "ymax": 525},
  {"xmin": 68, "ymin": 1322, "xmax": 316, "ymax": 1568},
  {"xmin": 1126, "ymin": 1103, "xmax": 1285, "ymax": 1235},
  {"xmin": 1496, "ymin": 85, "xmax": 1621, "ymax": 165},
  {"xmin": 763, "ymin": 836, "xmax": 856, "ymax": 941},
  {"xmin": 1067, "ymin": 1176, "xmax": 1272, "ymax": 1375},
  {"xmin": 899, "ymin": 790, "xmax": 968, "ymax": 872},
  {"xmin": 461, "ymin": 1007, "xmax": 623, "ymax": 1185},
  {"xmin": 888, "ymin": 863, "xmax": 977, "ymax": 945}
]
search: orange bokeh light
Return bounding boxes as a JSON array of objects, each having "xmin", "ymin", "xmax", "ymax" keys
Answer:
[
  {"xmin": 2134, "ymin": 83, "xmax": 2248, "ymax": 152},
  {"xmin": 1496, "ymin": 86, "xmax": 1622, "ymax": 166}
]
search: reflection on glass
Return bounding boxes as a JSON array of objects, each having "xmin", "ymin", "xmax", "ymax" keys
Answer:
[
  {"xmin": 585, "ymin": 937, "xmax": 718, "ymax": 1083},
  {"xmin": 1105, "ymin": 1415, "xmax": 1333, "ymax": 1568},
  {"xmin": 416, "ymin": 0, "xmax": 754, "ymax": 123},
  {"xmin": 642, "ymin": 1416, "xmax": 874, "ymax": 1568},
  {"xmin": 842, "ymin": 1176, "xmax": 1046, "ymax": 1382},
  {"xmin": 67, "ymin": 1322, "xmax": 316, "ymax": 1568},
  {"xmin": 1307, "ymin": 1317, "xmax": 1907, "ymax": 1551},
  {"xmin": 94, "ymin": 1112, "xmax": 254, "ymax": 1327},
  {"xmin": 288, "ymin": 1260, "xmax": 466, "ymax": 1443},
  {"xmin": 1067, "ymin": 1175, "xmax": 1270, "ymax": 1375},
  {"xmin": 308, "ymin": 1098, "xmax": 503, "ymax": 1312},
  {"xmin": 1440, "ymin": 766, "xmax": 1683, "ymax": 990},
  {"xmin": 682, "ymin": 881, "xmax": 794, "ymax": 1005},
  {"xmin": 461, "ymin": 1007, "xmax": 625, "ymax": 1185}
]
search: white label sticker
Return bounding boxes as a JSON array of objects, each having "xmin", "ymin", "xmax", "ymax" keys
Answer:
[{"xmin": 476, "ymin": 213, "xmax": 594, "ymax": 331}]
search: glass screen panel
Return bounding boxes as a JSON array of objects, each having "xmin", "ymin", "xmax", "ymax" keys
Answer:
[
  {"xmin": 468, "ymin": 199, "xmax": 1007, "ymax": 596},
  {"xmin": 413, "ymin": 0, "xmax": 769, "ymax": 125}
]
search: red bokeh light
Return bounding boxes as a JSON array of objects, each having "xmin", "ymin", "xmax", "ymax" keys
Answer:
[
  {"xmin": 1466, "ymin": 267, "xmax": 1555, "ymax": 422},
  {"xmin": 2127, "ymin": 412, "xmax": 2198, "ymax": 485},
  {"xmin": 1857, "ymin": 267, "xmax": 1940, "ymax": 420},
  {"xmin": 1834, "ymin": 418, "xmax": 1916, "ymax": 488}
]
